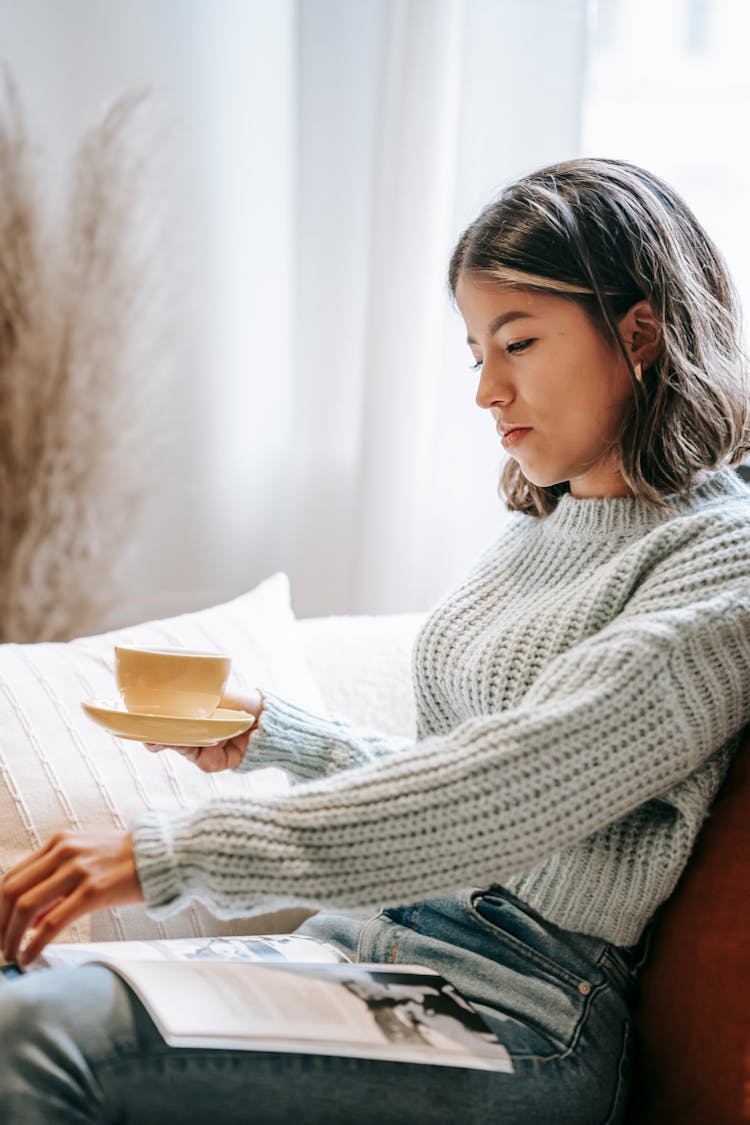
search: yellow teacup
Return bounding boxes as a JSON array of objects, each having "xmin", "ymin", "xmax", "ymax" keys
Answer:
[{"xmin": 114, "ymin": 646, "xmax": 232, "ymax": 718}]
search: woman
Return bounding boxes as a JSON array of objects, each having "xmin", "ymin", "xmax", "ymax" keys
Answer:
[{"xmin": 1, "ymin": 158, "xmax": 749, "ymax": 1124}]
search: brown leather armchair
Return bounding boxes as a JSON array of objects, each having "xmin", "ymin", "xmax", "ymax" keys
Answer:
[{"xmin": 626, "ymin": 729, "xmax": 750, "ymax": 1123}]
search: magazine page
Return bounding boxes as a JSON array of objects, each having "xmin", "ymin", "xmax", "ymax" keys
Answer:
[
  {"xmin": 99, "ymin": 958, "xmax": 513, "ymax": 1073},
  {"xmin": 29, "ymin": 933, "xmax": 349, "ymax": 972}
]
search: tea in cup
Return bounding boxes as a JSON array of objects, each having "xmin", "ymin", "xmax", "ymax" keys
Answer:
[{"xmin": 114, "ymin": 645, "xmax": 232, "ymax": 718}]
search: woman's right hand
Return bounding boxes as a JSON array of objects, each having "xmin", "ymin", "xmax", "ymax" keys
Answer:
[{"xmin": 144, "ymin": 689, "xmax": 262, "ymax": 773}]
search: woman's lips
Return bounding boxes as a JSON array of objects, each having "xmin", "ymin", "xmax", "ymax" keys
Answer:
[{"xmin": 499, "ymin": 426, "xmax": 532, "ymax": 449}]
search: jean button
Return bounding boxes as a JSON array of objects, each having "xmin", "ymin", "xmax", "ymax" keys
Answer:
[{"xmin": 578, "ymin": 981, "xmax": 592, "ymax": 995}]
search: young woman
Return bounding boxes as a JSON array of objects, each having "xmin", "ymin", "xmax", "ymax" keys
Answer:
[{"xmin": 1, "ymin": 158, "xmax": 749, "ymax": 1124}]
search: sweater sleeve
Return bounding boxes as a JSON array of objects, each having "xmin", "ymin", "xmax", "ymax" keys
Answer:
[
  {"xmin": 130, "ymin": 570, "xmax": 750, "ymax": 920},
  {"xmin": 241, "ymin": 691, "xmax": 412, "ymax": 781}
]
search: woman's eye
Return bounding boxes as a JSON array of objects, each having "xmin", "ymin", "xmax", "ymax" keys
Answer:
[{"xmin": 468, "ymin": 340, "xmax": 532, "ymax": 370}]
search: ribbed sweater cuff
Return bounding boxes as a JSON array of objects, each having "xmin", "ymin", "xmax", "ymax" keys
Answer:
[
  {"xmin": 239, "ymin": 690, "xmax": 353, "ymax": 779},
  {"xmin": 131, "ymin": 810, "xmax": 186, "ymax": 916}
]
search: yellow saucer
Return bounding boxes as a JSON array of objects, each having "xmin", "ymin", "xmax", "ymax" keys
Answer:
[{"xmin": 81, "ymin": 699, "xmax": 255, "ymax": 746}]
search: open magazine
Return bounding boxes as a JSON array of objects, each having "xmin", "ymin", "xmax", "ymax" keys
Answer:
[{"xmin": 1, "ymin": 933, "xmax": 513, "ymax": 1073}]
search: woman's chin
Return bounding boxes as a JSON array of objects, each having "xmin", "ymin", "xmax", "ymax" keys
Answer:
[{"xmin": 517, "ymin": 464, "xmax": 567, "ymax": 490}]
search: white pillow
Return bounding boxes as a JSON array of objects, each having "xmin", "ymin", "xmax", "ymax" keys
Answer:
[
  {"xmin": 297, "ymin": 612, "xmax": 423, "ymax": 738},
  {"xmin": 0, "ymin": 572, "xmax": 322, "ymax": 944}
]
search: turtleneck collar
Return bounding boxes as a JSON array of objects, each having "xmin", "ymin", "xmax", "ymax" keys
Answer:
[{"xmin": 539, "ymin": 467, "xmax": 749, "ymax": 539}]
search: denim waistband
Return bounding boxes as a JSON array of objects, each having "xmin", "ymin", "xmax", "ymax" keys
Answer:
[
  {"xmin": 380, "ymin": 886, "xmax": 647, "ymax": 999},
  {"xmin": 298, "ymin": 885, "xmax": 649, "ymax": 1009}
]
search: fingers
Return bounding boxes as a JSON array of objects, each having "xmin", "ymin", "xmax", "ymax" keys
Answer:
[
  {"xmin": 218, "ymin": 688, "xmax": 262, "ymax": 715},
  {"xmin": 222, "ymin": 738, "xmax": 250, "ymax": 771},
  {"xmin": 189, "ymin": 737, "xmax": 250, "ymax": 772},
  {"xmin": 19, "ymin": 882, "xmax": 93, "ymax": 965},
  {"xmin": 0, "ymin": 841, "xmax": 84, "ymax": 963},
  {"xmin": 144, "ymin": 743, "xmax": 222, "ymax": 768},
  {"xmin": 142, "ymin": 735, "xmax": 250, "ymax": 772},
  {"xmin": 0, "ymin": 835, "xmax": 61, "ymax": 938},
  {"xmin": 141, "ymin": 690, "xmax": 262, "ymax": 768},
  {"xmin": 0, "ymin": 830, "xmax": 143, "ymax": 964},
  {"xmin": 191, "ymin": 745, "xmax": 234, "ymax": 773},
  {"xmin": 1, "ymin": 863, "xmax": 76, "ymax": 962},
  {"xmin": 144, "ymin": 741, "xmax": 217, "ymax": 762}
]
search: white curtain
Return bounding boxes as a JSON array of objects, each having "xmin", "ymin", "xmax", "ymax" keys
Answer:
[
  {"xmin": 288, "ymin": 0, "xmax": 590, "ymax": 616},
  {"xmin": 0, "ymin": 0, "xmax": 590, "ymax": 624},
  {"xmin": 583, "ymin": 0, "xmax": 750, "ymax": 320}
]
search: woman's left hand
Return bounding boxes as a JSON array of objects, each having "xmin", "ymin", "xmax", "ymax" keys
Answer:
[{"xmin": 0, "ymin": 830, "xmax": 143, "ymax": 965}]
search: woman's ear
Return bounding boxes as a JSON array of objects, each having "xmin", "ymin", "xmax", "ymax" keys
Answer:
[{"xmin": 617, "ymin": 300, "xmax": 662, "ymax": 371}]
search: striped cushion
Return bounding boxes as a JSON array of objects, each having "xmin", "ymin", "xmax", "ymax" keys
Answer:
[{"xmin": 0, "ymin": 572, "xmax": 322, "ymax": 944}]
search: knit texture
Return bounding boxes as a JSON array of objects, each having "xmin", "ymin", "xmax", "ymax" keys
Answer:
[{"xmin": 132, "ymin": 469, "xmax": 750, "ymax": 946}]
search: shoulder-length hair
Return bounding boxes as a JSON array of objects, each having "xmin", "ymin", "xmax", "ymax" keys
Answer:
[{"xmin": 448, "ymin": 158, "xmax": 750, "ymax": 516}]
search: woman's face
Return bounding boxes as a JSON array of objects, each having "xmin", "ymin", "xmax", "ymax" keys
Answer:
[{"xmin": 455, "ymin": 274, "xmax": 636, "ymax": 499}]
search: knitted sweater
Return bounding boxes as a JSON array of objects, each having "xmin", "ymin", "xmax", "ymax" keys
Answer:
[{"xmin": 132, "ymin": 468, "xmax": 750, "ymax": 947}]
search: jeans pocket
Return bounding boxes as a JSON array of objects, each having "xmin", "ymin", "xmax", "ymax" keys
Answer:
[{"xmin": 462, "ymin": 888, "xmax": 597, "ymax": 1057}]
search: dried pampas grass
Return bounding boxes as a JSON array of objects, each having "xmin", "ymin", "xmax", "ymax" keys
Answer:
[{"xmin": 0, "ymin": 74, "xmax": 170, "ymax": 642}]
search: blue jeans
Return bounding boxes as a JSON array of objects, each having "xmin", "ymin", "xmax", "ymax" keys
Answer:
[{"xmin": 0, "ymin": 887, "xmax": 643, "ymax": 1123}]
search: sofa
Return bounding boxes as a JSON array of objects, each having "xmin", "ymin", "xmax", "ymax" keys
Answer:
[{"xmin": 0, "ymin": 571, "xmax": 745, "ymax": 1123}]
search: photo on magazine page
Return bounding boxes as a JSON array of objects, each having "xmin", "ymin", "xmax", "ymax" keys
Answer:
[{"xmin": 340, "ymin": 970, "xmax": 500, "ymax": 1055}]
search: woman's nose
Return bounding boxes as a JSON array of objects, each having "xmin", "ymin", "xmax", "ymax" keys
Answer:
[{"xmin": 475, "ymin": 362, "xmax": 514, "ymax": 410}]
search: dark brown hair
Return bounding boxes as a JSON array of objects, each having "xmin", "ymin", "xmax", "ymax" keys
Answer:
[{"xmin": 448, "ymin": 158, "xmax": 750, "ymax": 515}]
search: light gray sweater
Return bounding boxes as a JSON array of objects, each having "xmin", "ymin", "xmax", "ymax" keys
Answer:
[{"xmin": 132, "ymin": 469, "xmax": 750, "ymax": 946}]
